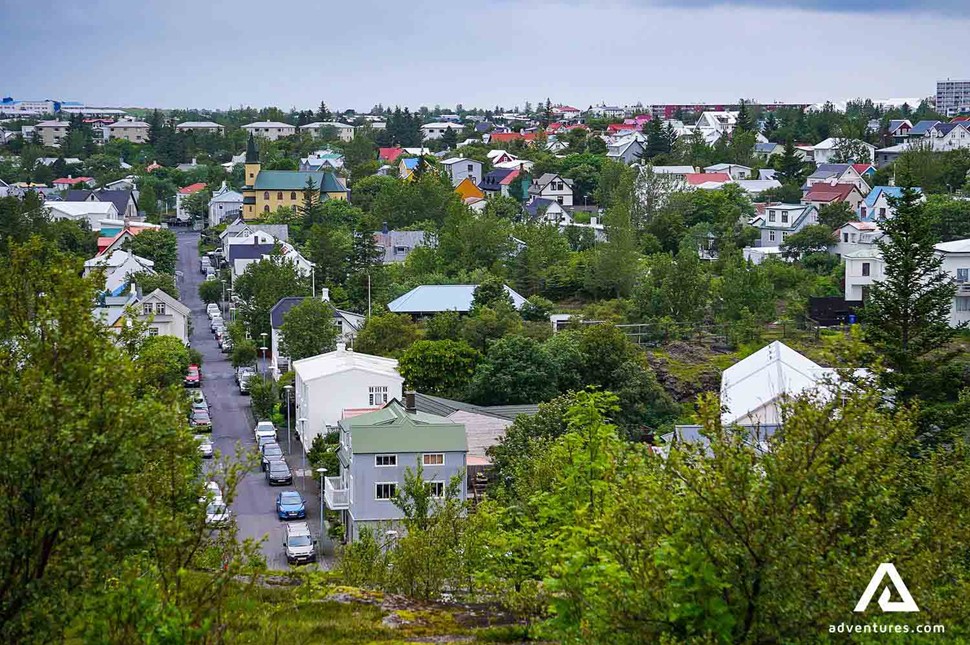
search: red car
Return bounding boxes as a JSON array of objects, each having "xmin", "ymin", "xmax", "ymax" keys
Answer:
[{"xmin": 184, "ymin": 364, "xmax": 201, "ymax": 387}]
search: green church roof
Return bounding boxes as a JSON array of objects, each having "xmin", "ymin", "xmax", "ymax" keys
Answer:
[{"xmin": 253, "ymin": 170, "xmax": 346, "ymax": 192}]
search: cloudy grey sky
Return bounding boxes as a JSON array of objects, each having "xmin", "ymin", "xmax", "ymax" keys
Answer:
[{"xmin": 1, "ymin": 0, "xmax": 967, "ymax": 111}]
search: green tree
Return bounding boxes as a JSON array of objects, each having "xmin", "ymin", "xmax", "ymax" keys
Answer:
[
  {"xmin": 634, "ymin": 246, "xmax": 710, "ymax": 323},
  {"xmin": 780, "ymin": 224, "xmax": 836, "ymax": 259},
  {"xmin": 231, "ymin": 339, "xmax": 258, "ymax": 369},
  {"xmin": 140, "ymin": 182, "xmax": 158, "ymax": 221},
  {"xmin": 440, "ymin": 126, "xmax": 458, "ymax": 150},
  {"xmin": 467, "ymin": 335, "xmax": 560, "ymax": 405},
  {"xmin": 248, "ymin": 373, "xmax": 278, "ymax": 420},
  {"xmin": 127, "ymin": 228, "xmax": 178, "ymax": 274},
  {"xmin": 816, "ymin": 201, "xmax": 855, "ymax": 230},
  {"xmin": 353, "ymin": 313, "xmax": 420, "ymax": 358},
  {"xmin": 471, "ymin": 275, "xmax": 514, "ymax": 311},
  {"xmin": 133, "ymin": 271, "xmax": 178, "ymax": 298},
  {"xmin": 233, "ymin": 257, "xmax": 310, "ymax": 339},
  {"xmin": 137, "ymin": 334, "xmax": 191, "ymax": 388},
  {"xmin": 399, "ymin": 339, "xmax": 481, "ymax": 398},
  {"xmin": 198, "ymin": 279, "xmax": 222, "ymax": 304},
  {"xmin": 864, "ymin": 187, "xmax": 958, "ymax": 418},
  {"xmin": 278, "ymin": 297, "xmax": 339, "ymax": 361},
  {"xmin": 587, "ymin": 192, "xmax": 640, "ymax": 298},
  {"xmin": 774, "ymin": 139, "xmax": 806, "ymax": 185}
]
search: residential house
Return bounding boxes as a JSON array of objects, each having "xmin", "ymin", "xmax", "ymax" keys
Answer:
[
  {"xmin": 270, "ymin": 295, "xmax": 365, "ymax": 375},
  {"xmin": 524, "ymin": 197, "xmax": 571, "ymax": 224},
  {"xmin": 293, "ymin": 343, "xmax": 404, "ymax": 446},
  {"xmin": 388, "ymin": 284, "xmax": 526, "ymax": 318},
  {"xmin": 219, "ymin": 218, "xmax": 290, "ymax": 255},
  {"xmin": 35, "ymin": 120, "xmax": 69, "ymax": 146},
  {"xmin": 733, "ymin": 179, "xmax": 782, "ymax": 196},
  {"xmin": 812, "ymin": 138, "xmax": 876, "ymax": 165},
  {"xmin": 885, "ymin": 119, "xmax": 912, "ymax": 143},
  {"xmin": 378, "ymin": 147, "xmax": 406, "ymax": 163},
  {"xmin": 240, "ymin": 135, "xmax": 347, "ymax": 220},
  {"xmin": 47, "ymin": 201, "xmax": 119, "ymax": 231},
  {"xmin": 479, "ymin": 168, "xmax": 521, "ymax": 198},
  {"xmin": 874, "ymin": 142, "xmax": 909, "ymax": 168},
  {"xmin": 300, "ymin": 150, "xmax": 345, "ymax": 171},
  {"xmin": 858, "ymin": 186, "xmax": 923, "ymax": 222},
  {"xmin": 175, "ymin": 182, "xmax": 207, "ymax": 222},
  {"xmin": 754, "ymin": 142, "xmax": 784, "ymax": 161},
  {"xmin": 440, "ymin": 157, "xmax": 482, "ymax": 187},
  {"xmin": 96, "ymin": 223, "xmax": 160, "ymax": 256},
  {"xmin": 208, "ymin": 182, "xmax": 243, "ymax": 227},
  {"xmin": 323, "ymin": 397, "xmax": 467, "ymax": 542},
  {"xmin": 528, "ymin": 173, "xmax": 574, "ymax": 206},
  {"xmin": 606, "ymin": 132, "xmax": 646, "ymax": 164},
  {"xmin": 834, "ymin": 221, "xmax": 882, "ymax": 258},
  {"xmin": 695, "ymin": 111, "xmax": 738, "ymax": 136},
  {"xmin": 373, "ymin": 228, "xmax": 428, "ymax": 264},
  {"xmin": 486, "ymin": 149, "xmax": 518, "ymax": 165},
  {"xmin": 802, "ymin": 182, "xmax": 864, "ymax": 211},
  {"xmin": 299, "ymin": 121, "xmax": 355, "ymax": 142},
  {"xmin": 907, "ymin": 120, "xmax": 941, "ymax": 138},
  {"xmin": 703, "ymin": 163, "xmax": 751, "ymax": 180},
  {"xmin": 175, "ymin": 121, "xmax": 224, "ymax": 134},
  {"xmin": 242, "ymin": 121, "xmax": 296, "ymax": 141},
  {"xmin": 420, "ymin": 122, "xmax": 461, "ymax": 141},
  {"xmin": 52, "ymin": 176, "xmax": 95, "ymax": 191},
  {"xmin": 804, "ymin": 164, "xmax": 870, "ymax": 195},
  {"xmin": 927, "ymin": 122, "xmax": 970, "ymax": 151},
  {"xmin": 750, "ymin": 203, "xmax": 819, "ymax": 247},
  {"xmin": 843, "ymin": 249, "xmax": 885, "ymax": 301},
  {"xmin": 83, "ymin": 249, "xmax": 156, "ymax": 296},
  {"xmin": 64, "ymin": 188, "xmax": 140, "ymax": 219},
  {"xmin": 455, "ymin": 177, "xmax": 485, "ymax": 201},
  {"xmin": 226, "ymin": 234, "xmax": 310, "ymax": 281},
  {"xmin": 685, "ymin": 172, "xmax": 731, "ymax": 189},
  {"xmin": 93, "ymin": 287, "xmax": 190, "ymax": 343},
  {"xmin": 106, "ymin": 119, "xmax": 150, "ymax": 143}
]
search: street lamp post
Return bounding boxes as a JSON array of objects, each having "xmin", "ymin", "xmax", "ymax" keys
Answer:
[
  {"xmin": 259, "ymin": 346, "xmax": 268, "ymax": 375},
  {"xmin": 283, "ymin": 384, "xmax": 293, "ymax": 454},
  {"xmin": 316, "ymin": 467, "xmax": 327, "ymax": 540},
  {"xmin": 220, "ymin": 279, "xmax": 227, "ymax": 315},
  {"xmin": 298, "ymin": 417, "xmax": 308, "ymax": 492}
]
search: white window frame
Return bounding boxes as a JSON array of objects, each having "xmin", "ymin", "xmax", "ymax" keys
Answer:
[
  {"xmin": 768, "ymin": 230, "xmax": 776, "ymax": 242},
  {"xmin": 155, "ymin": 302, "xmax": 166, "ymax": 315},
  {"xmin": 142, "ymin": 303, "xmax": 153, "ymax": 316},
  {"xmin": 368, "ymin": 385, "xmax": 388, "ymax": 406},
  {"xmin": 422, "ymin": 453, "xmax": 444, "ymax": 466},
  {"xmin": 427, "ymin": 481, "xmax": 445, "ymax": 498},
  {"xmin": 375, "ymin": 454, "xmax": 397, "ymax": 467},
  {"xmin": 375, "ymin": 482, "xmax": 397, "ymax": 500}
]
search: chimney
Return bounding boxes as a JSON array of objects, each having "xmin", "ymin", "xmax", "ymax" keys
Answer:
[
  {"xmin": 335, "ymin": 341, "xmax": 346, "ymax": 352},
  {"xmin": 404, "ymin": 390, "xmax": 416, "ymax": 413},
  {"xmin": 319, "ymin": 287, "xmax": 330, "ymax": 302},
  {"xmin": 382, "ymin": 221, "xmax": 388, "ymax": 234}
]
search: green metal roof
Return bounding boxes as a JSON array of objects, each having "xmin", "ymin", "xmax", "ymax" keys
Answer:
[
  {"xmin": 253, "ymin": 170, "xmax": 346, "ymax": 192},
  {"xmin": 343, "ymin": 401, "xmax": 467, "ymax": 454}
]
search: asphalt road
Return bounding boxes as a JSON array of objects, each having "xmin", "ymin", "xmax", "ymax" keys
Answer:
[{"xmin": 176, "ymin": 230, "xmax": 332, "ymax": 570}]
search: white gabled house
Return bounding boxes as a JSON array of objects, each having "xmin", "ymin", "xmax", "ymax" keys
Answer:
[
  {"xmin": 528, "ymin": 173, "xmax": 574, "ymax": 206},
  {"xmin": 749, "ymin": 203, "xmax": 819, "ymax": 247}
]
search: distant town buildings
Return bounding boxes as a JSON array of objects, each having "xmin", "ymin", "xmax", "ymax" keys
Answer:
[{"xmin": 936, "ymin": 79, "xmax": 970, "ymax": 117}]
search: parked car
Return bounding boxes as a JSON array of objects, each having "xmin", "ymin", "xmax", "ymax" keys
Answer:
[
  {"xmin": 282, "ymin": 522, "xmax": 316, "ymax": 564},
  {"xmin": 191, "ymin": 400, "xmax": 209, "ymax": 417},
  {"xmin": 210, "ymin": 315, "xmax": 223, "ymax": 332},
  {"xmin": 276, "ymin": 490, "xmax": 307, "ymax": 520},
  {"xmin": 206, "ymin": 303, "xmax": 220, "ymax": 319},
  {"xmin": 236, "ymin": 366, "xmax": 255, "ymax": 385},
  {"xmin": 191, "ymin": 409, "xmax": 212, "ymax": 431},
  {"xmin": 205, "ymin": 500, "xmax": 231, "ymax": 527},
  {"xmin": 221, "ymin": 337, "xmax": 233, "ymax": 353},
  {"xmin": 200, "ymin": 257, "xmax": 211, "ymax": 274},
  {"xmin": 204, "ymin": 481, "xmax": 223, "ymax": 501},
  {"xmin": 257, "ymin": 435, "xmax": 277, "ymax": 452},
  {"xmin": 266, "ymin": 459, "xmax": 292, "ymax": 485},
  {"xmin": 196, "ymin": 435, "xmax": 214, "ymax": 458},
  {"xmin": 261, "ymin": 442, "xmax": 283, "ymax": 471},
  {"xmin": 184, "ymin": 364, "xmax": 201, "ymax": 387},
  {"xmin": 239, "ymin": 371, "xmax": 253, "ymax": 394},
  {"xmin": 253, "ymin": 421, "xmax": 277, "ymax": 442}
]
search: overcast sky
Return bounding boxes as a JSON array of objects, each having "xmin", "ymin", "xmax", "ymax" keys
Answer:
[{"xmin": 1, "ymin": 0, "xmax": 967, "ymax": 112}]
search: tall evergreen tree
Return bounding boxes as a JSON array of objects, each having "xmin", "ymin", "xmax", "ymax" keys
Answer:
[
  {"xmin": 863, "ymin": 187, "xmax": 958, "ymax": 410},
  {"xmin": 775, "ymin": 139, "xmax": 805, "ymax": 185},
  {"xmin": 734, "ymin": 99, "xmax": 754, "ymax": 133}
]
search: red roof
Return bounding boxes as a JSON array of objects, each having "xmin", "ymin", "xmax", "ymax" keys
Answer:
[
  {"xmin": 851, "ymin": 163, "xmax": 875, "ymax": 175},
  {"xmin": 952, "ymin": 116, "xmax": 970, "ymax": 122},
  {"xmin": 53, "ymin": 176, "xmax": 94, "ymax": 185},
  {"xmin": 685, "ymin": 172, "xmax": 730, "ymax": 186},
  {"xmin": 607, "ymin": 123, "xmax": 639, "ymax": 134},
  {"xmin": 379, "ymin": 147, "xmax": 404, "ymax": 163},
  {"xmin": 804, "ymin": 182, "xmax": 857, "ymax": 203},
  {"xmin": 97, "ymin": 226, "xmax": 149, "ymax": 255},
  {"xmin": 499, "ymin": 169, "xmax": 521, "ymax": 186},
  {"xmin": 489, "ymin": 132, "xmax": 536, "ymax": 144},
  {"xmin": 178, "ymin": 182, "xmax": 207, "ymax": 195},
  {"xmin": 555, "ymin": 106, "xmax": 580, "ymax": 112}
]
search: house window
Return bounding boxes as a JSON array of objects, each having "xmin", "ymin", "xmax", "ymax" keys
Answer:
[
  {"xmin": 423, "ymin": 453, "xmax": 444, "ymax": 466},
  {"xmin": 142, "ymin": 303, "xmax": 153, "ymax": 315},
  {"xmin": 957, "ymin": 297, "xmax": 970, "ymax": 312},
  {"xmin": 276, "ymin": 191, "xmax": 283, "ymax": 199},
  {"xmin": 263, "ymin": 191, "xmax": 269, "ymax": 199},
  {"xmin": 768, "ymin": 212, "xmax": 776, "ymax": 222},
  {"xmin": 148, "ymin": 327, "xmax": 159, "ymax": 336},
  {"xmin": 768, "ymin": 231, "xmax": 776, "ymax": 242},
  {"xmin": 375, "ymin": 454, "xmax": 397, "ymax": 467},
  {"xmin": 368, "ymin": 386, "xmax": 388, "ymax": 406},
  {"xmin": 843, "ymin": 233, "xmax": 849, "ymax": 243},
  {"xmin": 467, "ymin": 164, "xmax": 474, "ymax": 172},
  {"xmin": 957, "ymin": 268, "xmax": 969, "ymax": 283},
  {"xmin": 375, "ymin": 483, "xmax": 397, "ymax": 500},
  {"xmin": 427, "ymin": 481, "xmax": 445, "ymax": 498},
  {"xmin": 155, "ymin": 303, "xmax": 166, "ymax": 315},
  {"xmin": 290, "ymin": 191, "xmax": 297, "ymax": 199},
  {"xmin": 879, "ymin": 207, "xmax": 886, "ymax": 217},
  {"xmin": 781, "ymin": 213, "xmax": 789, "ymax": 224},
  {"xmin": 862, "ymin": 262, "xmax": 871, "ymax": 277},
  {"xmin": 781, "ymin": 232, "xmax": 788, "ymax": 240},
  {"xmin": 263, "ymin": 205, "xmax": 270, "ymax": 213},
  {"xmin": 860, "ymin": 206, "xmax": 867, "ymax": 218}
]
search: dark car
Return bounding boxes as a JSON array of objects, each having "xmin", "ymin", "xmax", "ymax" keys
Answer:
[
  {"xmin": 191, "ymin": 409, "xmax": 212, "ymax": 432},
  {"xmin": 184, "ymin": 364, "xmax": 201, "ymax": 387},
  {"xmin": 266, "ymin": 459, "xmax": 292, "ymax": 485},
  {"xmin": 276, "ymin": 490, "xmax": 306, "ymax": 520},
  {"xmin": 260, "ymin": 443, "xmax": 283, "ymax": 471}
]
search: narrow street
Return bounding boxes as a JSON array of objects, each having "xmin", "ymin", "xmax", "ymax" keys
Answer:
[{"xmin": 175, "ymin": 230, "xmax": 333, "ymax": 570}]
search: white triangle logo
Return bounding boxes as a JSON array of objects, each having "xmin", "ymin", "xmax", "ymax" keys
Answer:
[{"xmin": 854, "ymin": 563, "xmax": 920, "ymax": 613}]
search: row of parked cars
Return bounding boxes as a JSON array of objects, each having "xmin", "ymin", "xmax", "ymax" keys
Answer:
[
  {"xmin": 252, "ymin": 421, "xmax": 318, "ymax": 564},
  {"xmin": 206, "ymin": 304, "xmax": 234, "ymax": 354}
]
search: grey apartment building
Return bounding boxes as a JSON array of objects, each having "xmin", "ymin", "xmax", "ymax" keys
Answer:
[{"xmin": 937, "ymin": 80, "xmax": 970, "ymax": 117}]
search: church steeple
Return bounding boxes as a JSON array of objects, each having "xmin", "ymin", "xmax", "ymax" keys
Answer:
[{"xmin": 245, "ymin": 133, "xmax": 258, "ymax": 163}]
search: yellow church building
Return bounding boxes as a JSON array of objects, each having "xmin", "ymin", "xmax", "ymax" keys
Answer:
[{"xmin": 241, "ymin": 134, "xmax": 348, "ymax": 220}]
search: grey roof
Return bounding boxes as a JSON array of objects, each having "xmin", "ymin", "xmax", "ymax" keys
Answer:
[
  {"xmin": 387, "ymin": 284, "xmax": 526, "ymax": 314},
  {"xmin": 909, "ymin": 120, "xmax": 940, "ymax": 136},
  {"xmin": 533, "ymin": 172, "xmax": 573, "ymax": 189},
  {"xmin": 219, "ymin": 218, "xmax": 288, "ymax": 242},
  {"xmin": 62, "ymin": 188, "xmax": 136, "ymax": 214},
  {"xmin": 227, "ymin": 243, "xmax": 277, "ymax": 264},
  {"xmin": 271, "ymin": 296, "xmax": 305, "ymax": 328},
  {"xmin": 373, "ymin": 230, "xmax": 427, "ymax": 263},
  {"xmin": 413, "ymin": 393, "xmax": 540, "ymax": 421}
]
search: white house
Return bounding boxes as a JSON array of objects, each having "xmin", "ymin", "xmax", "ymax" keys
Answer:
[
  {"xmin": 208, "ymin": 182, "xmax": 243, "ymax": 227},
  {"xmin": 137, "ymin": 288, "xmax": 191, "ymax": 344},
  {"xmin": 834, "ymin": 221, "xmax": 882, "ymax": 258},
  {"xmin": 858, "ymin": 186, "xmax": 923, "ymax": 222},
  {"xmin": 935, "ymin": 239, "xmax": 970, "ymax": 327},
  {"xmin": 84, "ymin": 249, "xmax": 155, "ymax": 296},
  {"xmin": 47, "ymin": 201, "xmax": 119, "ymax": 231},
  {"xmin": 421, "ymin": 122, "xmax": 461, "ymax": 141},
  {"xmin": 175, "ymin": 183, "xmax": 206, "ymax": 222},
  {"xmin": 812, "ymin": 138, "xmax": 876, "ymax": 165},
  {"xmin": 703, "ymin": 163, "xmax": 751, "ymax": 180},
  {"xmin": 175, "ymin": 121, "xmax": 224, "ymax": 135},
  {"xmin": 439, "ymin": 157, "xmax": 483, "ymax": 187},
  {"xmin": 750, "ymin": 203, "xmax": 819, "ymax": 247},
  {"xmin": 299, "ymin": 122, "xmax": 355, "ymax": 142},
  {"xmin": 242, "ymin": 121, "xmax": 296, "ymax": 141},
  {"xmin": 606, "ymin": 133, "xmax": 646, "ymax": 165},
  {"xmin": 528, "ymin": 173, "xmax": 574, "ymax": 206},
  {"xmin": 293, "ymin": 344, "xmax": 404, "ymax": 447}
]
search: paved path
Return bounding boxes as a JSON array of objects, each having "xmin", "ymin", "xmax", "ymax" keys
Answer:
[{"xmin": 176, "ymin": 230, "xmax": 333, "ymax": 570}]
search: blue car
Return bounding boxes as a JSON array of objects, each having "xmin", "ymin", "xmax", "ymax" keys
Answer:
[{"xmin": 276, "ymin": 490, "xmax": 306, "ymax": 520}]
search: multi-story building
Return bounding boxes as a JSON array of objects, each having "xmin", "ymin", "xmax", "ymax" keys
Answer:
[
  {"xmin": 175, "ymin": 121, "xmax": 225, "ymax": 135},
  {"xmin": 936, "ymin": 80, "xmax": 970, "ymax": 117},
  {"xmin": 35, "ymin": 120, "xmax": 69, "ymax": 147},
  {"xmin": 240, "ymin": 135, "xmax": 347, "ymax": 219},
  {"xmin": 298, "ymin": 122, "xmax": 355, "ymax": 142},
  {"xmin": 106, "ymin": 118, "xmax": 150, "ymax": 143},
  {"xmin": 242, "ymin": 121, "xmax": 296, "ymax": 141}
]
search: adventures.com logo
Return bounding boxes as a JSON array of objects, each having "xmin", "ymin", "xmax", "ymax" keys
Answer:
[{"xmin": 829, "ymin": 563, "xmax": 945, "ymax": 636}]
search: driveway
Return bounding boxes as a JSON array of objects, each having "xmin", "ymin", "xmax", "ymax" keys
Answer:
[{"xmin": 175, "ymin": 230, "xmax": 333, "ymax": 570}]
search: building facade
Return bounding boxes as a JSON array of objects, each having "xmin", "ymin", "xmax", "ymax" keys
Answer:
[{"xmin": 937, "ymin": 80, "xmax": 970, "ymax": 117}]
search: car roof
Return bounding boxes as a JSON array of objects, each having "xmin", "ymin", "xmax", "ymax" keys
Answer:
[{"xmin": 269, "ymin": 460, "xmax": 289, "ymax": 470}]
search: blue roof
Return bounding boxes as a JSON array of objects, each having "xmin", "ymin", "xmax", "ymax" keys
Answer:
[
  {"xmin": 480, "ymin": 168, "xmax": 515, "ymax": 189},
  {"xmin": 908, "ymin": 120, "xmax": 939, "ymax": 136},
  {"xmin": 387, "ymin": 284, "xmax": 526, "ymax": 314},
  {"xmin": 524, "ymin": 197, "xmax": 558, "ymax": 217},
  {"xmin": 227, "ymin": 243, "xmax": 277, "ymax": 264},
  {"xmin": 862, "ymin": 186, "xmax": 923, "ymax": 210},
  {"xmin": 402, "ymin": 158, "xmax": 419, "ymax": 170},
  {"xmin": 271, "ymin": 296, "xmax": 305, "ymax": 328},
  {"xmin": 755, "ymin": 142, "xmax": 779, "ymax": 153}
]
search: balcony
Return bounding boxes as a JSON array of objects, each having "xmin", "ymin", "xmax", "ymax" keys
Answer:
[
  {"xmin": 956, "ymin": 283, "xmax": 970, "ymax": 296},
  {"xmin": 324, "ymin": 476, "xmax": 349, "ymax": 510}
]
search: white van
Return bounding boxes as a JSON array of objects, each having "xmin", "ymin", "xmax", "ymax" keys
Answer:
[{"xmin": 283, "ymin": 522, "xmax": 316, "ymax": 565}]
